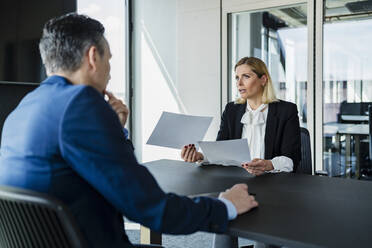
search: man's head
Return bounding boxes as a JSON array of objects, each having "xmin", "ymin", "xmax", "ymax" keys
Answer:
[{"xmin": 39, "ymin": 13, "xmax": 111, "ymax": 92}]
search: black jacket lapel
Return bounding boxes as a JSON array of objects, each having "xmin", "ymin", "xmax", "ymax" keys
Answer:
[
  {"xmin": 265, "ymin": 102, "xmax": 278, "ymax": 159},
  {"xmin": 235, "ymin": 103, "xmax": 246, "ymax": 139}
]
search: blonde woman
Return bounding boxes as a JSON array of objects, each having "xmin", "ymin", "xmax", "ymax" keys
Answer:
[
  {"xmin": 181, "ymin": 57, "xmax": 301, "ymax": 248},
  {"xmin": 181, "ymin": 56, "xmax": 301, "ymax": 175}
]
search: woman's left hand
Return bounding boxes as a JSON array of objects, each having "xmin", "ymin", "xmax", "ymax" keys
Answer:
[{"xmin": 242, "ymin": 158, "xmax": 274, "ymax": 176}]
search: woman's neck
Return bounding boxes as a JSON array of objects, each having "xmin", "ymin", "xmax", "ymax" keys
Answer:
[{"xmin": 246, "ymin": 96, "xmax": 263, "ymax": 110}]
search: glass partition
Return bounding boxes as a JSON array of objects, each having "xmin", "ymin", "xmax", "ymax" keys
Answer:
[
  {"xmin": 322, "ymin": 0, "xmax": 372, "ymax": 178},
  {"xmin": 228, "ymin": 4, "xmax": 308, "ymax": 126}
]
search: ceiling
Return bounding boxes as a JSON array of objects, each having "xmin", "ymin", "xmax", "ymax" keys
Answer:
[{"xmin": 267, "ymin": 0, "xmax": 372, "ymax": 27}]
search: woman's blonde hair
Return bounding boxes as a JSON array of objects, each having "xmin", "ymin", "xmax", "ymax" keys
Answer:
[{"xmin": 234, "ymin": 57, "xmax": 278, "ymax": 104}]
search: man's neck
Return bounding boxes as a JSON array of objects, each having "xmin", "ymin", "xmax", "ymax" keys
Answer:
[
  {"xmin": 51, "ymin": 71, "xmax": 82, "ymax": 85},
  {"xmin": 50, "ymin": 71, "xmax": 101, "ymax": 93}
]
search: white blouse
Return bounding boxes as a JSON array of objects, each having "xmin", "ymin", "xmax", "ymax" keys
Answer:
[{"xmin": 241, "ymin": 103, "xmax": 293, "ymax": 172}]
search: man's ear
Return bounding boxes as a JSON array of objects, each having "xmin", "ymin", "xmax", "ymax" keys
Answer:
[{"xmin": 87, "ymin": 46, "xmax": 98, "ymax": 72}]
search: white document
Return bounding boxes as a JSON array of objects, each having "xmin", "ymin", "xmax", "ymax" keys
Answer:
[
  {"xmin": 146, "ymin": 111, "xmax": 213, "ymax": 149},
  {"xmin": 198, "ymin": 139, "xmax": 251, "ymax": 166}
]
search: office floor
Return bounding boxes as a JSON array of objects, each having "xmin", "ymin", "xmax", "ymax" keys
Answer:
[{"xmin": 125, "ymin": 222, "xmax": 254, "ymax": 248}]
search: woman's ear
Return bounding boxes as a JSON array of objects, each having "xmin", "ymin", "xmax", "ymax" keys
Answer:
[{"xmin": 261, "ymin": 74, "xmax": 268, "ymax": 87}]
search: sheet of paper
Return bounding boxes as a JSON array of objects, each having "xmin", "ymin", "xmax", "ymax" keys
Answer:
[
  {"xmin": 198, "ymin": 139, "xmax": 251, "ymax": 166},
  {"xmin": 146, "ymin": 111, "xmax": 213, "ymax": 149}
]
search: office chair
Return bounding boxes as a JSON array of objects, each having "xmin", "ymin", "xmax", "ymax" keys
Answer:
[
  {"xmin": 369, "ymin": 105, "xmax": 372, "ymax": 161},
  {"xmin": 0, "ymin": 186, "xmax": 165, "ymax": 248},
  {"xmin": 0, "ymin": 185, "xmax": 88, "ymax": 248},
  {"xmin": 337, "ymin": 101, "xmax": 363, "ymax": 123},
  {"xmin": 360, "ymin": 105, "xmax": 372, "ymax": 180},
  {"xmin": 297, "ymin": 127, "xmax": 312, "ymax": 175}
]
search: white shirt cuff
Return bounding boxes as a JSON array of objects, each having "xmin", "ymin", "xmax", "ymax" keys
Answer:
[
  {"xmin": 218, "ymin": 197, "xmax": 237, "ymax": 220},
  {"xmin": 269, "ymin": 156, "xmax": 293, "ymax": 173}
]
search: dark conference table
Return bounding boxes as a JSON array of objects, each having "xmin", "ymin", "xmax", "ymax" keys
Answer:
[{"xmin": 143, "ymin": 159, "xmax": 372, "ymax": 248}]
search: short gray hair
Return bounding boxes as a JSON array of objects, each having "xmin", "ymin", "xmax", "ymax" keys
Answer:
[{"xmin": 39, "ymin": 13, "xmax": 105, "ymax": 74}]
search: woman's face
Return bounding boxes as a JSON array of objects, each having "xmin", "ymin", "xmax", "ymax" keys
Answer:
[{"xmin": 235, "ymin": 64, "xmax": 267, "ymax": 100}]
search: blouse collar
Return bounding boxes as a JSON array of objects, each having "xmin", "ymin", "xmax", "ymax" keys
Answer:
[{"xmin": 241, "ymin": 103, "xmax": 268, "ymax": 125}]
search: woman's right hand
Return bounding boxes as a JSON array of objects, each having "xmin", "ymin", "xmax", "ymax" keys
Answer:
[{"xmin": 181, "ymin": 144, "xmax": 204, "ymax": 162}]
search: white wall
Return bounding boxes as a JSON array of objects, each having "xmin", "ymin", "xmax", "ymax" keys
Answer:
[
  {"xmin": 132, "ymin": 0, "xmax": 221, "ymax": 162},
  {"xmin": 176, "ymin": 0, "xmax": 221, "ymax": 141}
]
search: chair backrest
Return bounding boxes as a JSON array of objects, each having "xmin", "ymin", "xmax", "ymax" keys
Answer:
[
  {"xmin": 369, "ymin": 105, "xmax": 372, "ymax": 160},
  {"xmin": 297, "ymin": 127, "xmax": 312, "ymax": 175},
  {"xmin": 339, "ymin": 101, "xmax": 362, "ymax": 115},
  {"xmin": 0, "ymin": 186, "xmax": 87, "ymax": 248},
  {"xmin": 361, "ymin": 102, "xmax": 372, "ymax": 115}
]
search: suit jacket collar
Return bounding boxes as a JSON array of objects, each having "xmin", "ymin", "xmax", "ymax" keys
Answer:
[
  {"xmin": 264, "ymin": 101, "xmax": 279, "ymax": 159},
  {"xmin": 42, "ymin": 75, "xmax": 73, "ymax": 85},
  {"xmin": 235, "ymin": 102, "xmax": 246, "ymax": 139}
]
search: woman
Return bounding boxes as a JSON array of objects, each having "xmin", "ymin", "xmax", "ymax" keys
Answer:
[
  {"xmin": 181, "ymin": 56, "xmax": 301, "ymax": 175},
  {"xmin": 181, "ymin": 57, "xmax": 301, "ymax": 248}
]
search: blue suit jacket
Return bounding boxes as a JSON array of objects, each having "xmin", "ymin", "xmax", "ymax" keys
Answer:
[{"xmin": 0, "ymin": 76, "xmax": 228, "ymax": 247}]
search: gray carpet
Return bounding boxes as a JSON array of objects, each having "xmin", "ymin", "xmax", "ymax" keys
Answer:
[{"xmin": 127, "ymin": 229, "xmax": 254, "ymax": 248}]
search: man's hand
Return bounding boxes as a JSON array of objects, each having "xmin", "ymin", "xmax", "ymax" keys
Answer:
[
  {"xmin": 181, "ymin": 144, "xmax": 204, "ymax": 162},
  {"xmin": 104, "ymin": 91, "xmax": 129, "ymax": 127},
  {"xmin": 219, "ymin": 184, "xmax": 258, "ymax": 215},
  {"xmin": 242, "ymin": 158, "xmax": 274, "ymax": 176}
]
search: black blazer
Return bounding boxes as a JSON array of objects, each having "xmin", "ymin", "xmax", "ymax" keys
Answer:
[{"xmin": 216, "ymin": 100, "xmax": 301, "ymax": 172}]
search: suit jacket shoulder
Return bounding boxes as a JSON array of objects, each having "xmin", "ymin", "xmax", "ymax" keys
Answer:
[
  {"xmin": 269, "ymin": 100, "xmax": 298, "ymax": 118},
  {"xmin": 217, "ymin": 101, "xmax": 246, "ymax": 140}
]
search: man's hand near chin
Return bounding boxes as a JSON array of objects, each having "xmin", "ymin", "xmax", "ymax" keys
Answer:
[{"xmin": 104, "ymin": 90, "xmax": 129, "ymax": 127}]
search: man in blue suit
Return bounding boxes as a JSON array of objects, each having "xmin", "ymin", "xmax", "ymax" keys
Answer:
[{"xmin": 0, "ymin": 13, "xmax": 258, "ymax": 247}]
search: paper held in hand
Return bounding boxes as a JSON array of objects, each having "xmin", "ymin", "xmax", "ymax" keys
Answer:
[
  {"xmin": 146, "ymin": 111, "xmax": 213, "ymax": 149},
  {"xmin": 198, "ymin": 139, "xmax": 251, "ymax": 166}
]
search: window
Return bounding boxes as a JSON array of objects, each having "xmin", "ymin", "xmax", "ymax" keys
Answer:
[
  {"xmin": 228, "ymin": 4, "xmax": 308, "ymax": 126},
  {"xmin": 322, "ymin": 0, "xmax": 372, "ymax": 178},
  {"xmin": 78, "ymin": 0, "xmax": 127, "ymax": 106}
]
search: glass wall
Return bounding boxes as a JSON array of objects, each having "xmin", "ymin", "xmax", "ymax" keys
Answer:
[
  {"xmin": 228, "ymin": 4, "xmax": 308, "ymax": 126},
  {"xmin": 78, "ymin": 0, "xmax": 127, "ymax": 102},
  {"xmin": 132, "ymin": 0, "xmax": 223, "ymax": 163},
  {"xmin": 322, "ymin": 0, "xmax": 372, "ymax": 178}
]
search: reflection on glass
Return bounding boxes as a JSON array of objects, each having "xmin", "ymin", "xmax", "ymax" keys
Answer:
[
  {"xmin": 229, "ymin": 5, "xmax": 307, "ymax": 125},
  {"xmin": 322, "ymin": 0, "xmax": 372, "ymax": 179}
]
